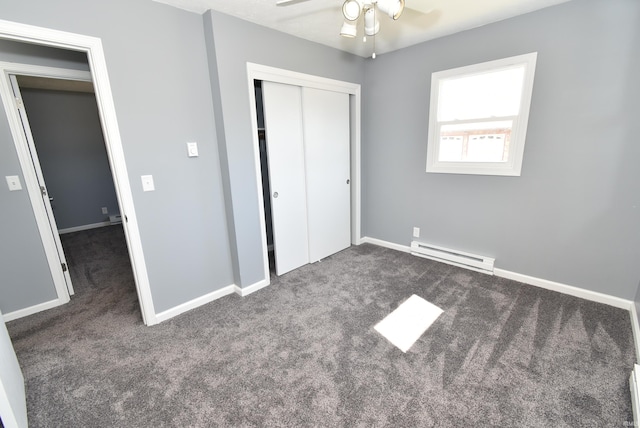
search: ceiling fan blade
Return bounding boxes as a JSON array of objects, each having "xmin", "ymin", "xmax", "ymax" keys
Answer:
[{"xmin": 276, "ymin": 0, "xmax": 313, "ymax": 6}]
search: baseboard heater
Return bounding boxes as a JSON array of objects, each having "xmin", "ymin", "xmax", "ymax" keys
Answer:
[
  {"xmin": 410, "ymin": 241, "xmax": 495, "ymax": 275},
  {"xmin": 631, "ymin": 364, "xmax": 640, "ymax": 425}
]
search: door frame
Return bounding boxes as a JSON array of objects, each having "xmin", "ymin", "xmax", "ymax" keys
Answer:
[
  {"xmin": 0, "ymin": 309, "xmax": 27, "ymax": 428},
  {"xmin": 0, "ymin": 19, "xmax": 157, "ymax": 325},
  {"xmin": 246, "ymin": 63, "xmax": 362, "ymax": 285}
]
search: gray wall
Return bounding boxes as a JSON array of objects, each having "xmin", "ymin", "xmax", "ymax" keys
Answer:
[
  {"xmin": 20, "ymin": 88, "xmax": 119, "ymax": 230},
  {"xmin": 2, "ymin": 0, "xmax": 637, "ymax": 319},
  {"xmin": 0, "ymin": 96, "xmax": 57, "ymax": 313},
  {"xmin": 1, "ymin": 0, "xmax": 234, "ymax": 314},
  {"xmin": 0, "ymin": 39, "xmax": 89, "ymax": 71},
  {"xmin": 203, "ymin": 10, "xmax": 365, "ymax": 287},
  {"xmin": 363, "ymin": 0, "xmax": 640, "ymax": 299}
]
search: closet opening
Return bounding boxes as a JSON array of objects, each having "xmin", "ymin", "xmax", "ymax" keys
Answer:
[
  {"xmin": 254, "ymin": 79, "xmax": 275, "ymax": 274},
  {"xmin": 246, "ymin": 62, "xmax": 362, "ymax": 286}
]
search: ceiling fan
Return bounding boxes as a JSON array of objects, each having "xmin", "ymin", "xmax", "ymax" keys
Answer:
[{"xmin": 276, "ymin": 0, "xmax": 409, "ymax": 58}]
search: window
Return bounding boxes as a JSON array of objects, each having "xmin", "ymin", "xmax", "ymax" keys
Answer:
[{"xmin": 426, "ymin": 53, "xmax": 537, "ymax": 176}]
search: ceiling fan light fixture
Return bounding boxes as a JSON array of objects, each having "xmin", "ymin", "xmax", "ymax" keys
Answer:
[
  {"xmin": 340, "ymin": 20, "xmax": 358, "ymax": 38},
  {"xmin": 342, "ymin": 0, "xmax": 362, "ymax": 21},
  {"xmin": 364, "ymin": 8, "xmax": 380, "ymax": 36},
  {"xmin": 377, "ymin": 0, "xmax": 405, "ymax": 20}
]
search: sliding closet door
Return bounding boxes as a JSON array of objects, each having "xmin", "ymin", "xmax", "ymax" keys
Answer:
[
  {"xmin": 262, "ymin": 81, "xmax": 310, "ymax": 275},
  {"xmin": 302, "ymin": 88, "xmax": 351, "ymax": 262}
]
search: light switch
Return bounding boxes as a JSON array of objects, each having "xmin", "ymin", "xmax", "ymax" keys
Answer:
[
  {"xmin": 187, "ymin": 142, "xmax": 199, "ymax": 157},
  {"xmin": 141, "ymin": 175, "xmax": 155, "ymax": 192},
  {"xmin": 6, "ymin": 175, "xmax": 22, "ymax": 191}
]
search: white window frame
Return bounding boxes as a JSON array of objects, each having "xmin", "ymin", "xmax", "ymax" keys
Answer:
[{"xmin": 426, "ymin": 52, "xmax": 537, "ymax": 176}]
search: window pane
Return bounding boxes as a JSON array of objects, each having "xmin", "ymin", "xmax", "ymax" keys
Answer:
[
  {"xmin": 439, "ymin": 121, "xmax": 512, "ymax": 162},
  {"xmin": 438, "ymin": 66, "xmax": 525, "ymax": 121},
  {"xmin": 438, "ymin": 136, "xmax": 463, "ymax": 162},
  {"xmin": 467, "ymin": 135, "xmax": 506, "ymax": 162}
]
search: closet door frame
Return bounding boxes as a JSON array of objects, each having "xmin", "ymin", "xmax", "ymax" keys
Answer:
[{"xmin": 246, "ymin": 63, "xmax": 361, "ymax": 284}]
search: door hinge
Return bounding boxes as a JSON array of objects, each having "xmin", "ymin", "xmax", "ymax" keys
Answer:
[
  {"xmin": 15, "ymin": 96, "xmax": 24, "ymax": 110},
  {"xmin": 61, "ymin": 263, "xmax": 68, "ymax": 272},
  {"xmin": 40, "ymin": 186, "xmax": 47, "ymax": 196}
]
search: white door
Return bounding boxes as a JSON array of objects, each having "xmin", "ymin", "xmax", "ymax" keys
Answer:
[
  {"xmin": 0, "ymin": 310, "xmax": 28, "ymax": 428},
  {"xmin": 262, "ymin": 81, "xmax": 310, "ymax": 275},
  {"xmin": 302, "ymin": 87, "xmax": 351, "ymax": 262},
  {"xmin": 10, "ymin": 74, "xmax": 74, "ymax": 296},
  {"xmin": 262, "ymin": 81, "xmax": 351, "ymax": 274}
]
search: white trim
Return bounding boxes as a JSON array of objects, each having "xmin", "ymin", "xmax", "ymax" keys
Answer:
[
  {"xmin": 0, "ymin": 19, "xmax": 157, "ymax": 325},
  {"xmin": 234, "ymin": 278, "xmax": 271, "ymax": 297},
  {"xmin": 630, "ymin": 303, "xmax": 640, "ymax": 363},
  {"xmin": 349, "ymin": 89, "xmax": 362, "ymax": 246},
  {"xmin": 2, "ymin": 63, "xmax": 91, "ymax": 81},
  {"xmin": 426, "ymin": 52, "xmax": 537, "ymax": 176},
  {"xmin": 246, "ymin": 62, "xmax": 362, "ymax": 291},
  {"xmin": 631, "ymin": 364, "xmax": 640, "ymax": 426},
  {"xmin": 494, "ymin": 268, "xmax": 632, "ymax": 310},
  {"xmin": 2, "ymin": 298, "xmax": 66, "ymax": 322},
  {"xmin": 247, "ymin": 63, "xmax": 361, "ymax": 94},
  {"xmin": 0, "ymin": 309, "xmax": 28, "ymax": 428},
  {"xmin": 132, "ymin": 278, "xmax": 283, "ymax": 323},
  {"xmin": 360, "ymin": 236, "xmax": 411, "ymax": 253},
  {"xmin": 154, "ymin": 285, "xmax": 236, "ymax": 323},
  {"xmin": 58, "ymin": 221, "xmax": 112, "ymax": 235},
  {"xmin": 361, "ymin": 237, "xmax": 633, "ymax": 311}
]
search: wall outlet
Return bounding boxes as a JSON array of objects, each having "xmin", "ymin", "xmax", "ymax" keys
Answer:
[
  {"xmin": 101, "ymin": 207, "xmax": 108, "ymax": 215},
  {"xmin": 187, "ymin": 142, "xmax": 199, "ymax": 157},
  {"xmin": 141, "ymin": 175, "xmax": 155, "ymax": 192},
  {"xmin": 413, "ymin": 227, "xmax": 420, "ymax": 238},
  {"xmin": 6, "ymin": 175, "xmax": 22, "ymax": 191}
]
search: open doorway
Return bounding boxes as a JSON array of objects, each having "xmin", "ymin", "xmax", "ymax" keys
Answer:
[
  {"xmin": 14, "ymin": 74, "xmax": 137, "ymax": 308},
  {"xmin": 0, "ymin": 21, "xmax": 157, "ymax": 325}
]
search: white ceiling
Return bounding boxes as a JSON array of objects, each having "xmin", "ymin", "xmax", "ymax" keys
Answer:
[{"xmin": 152, "ymin": 0, "xmax": 570, "ymax": 58}]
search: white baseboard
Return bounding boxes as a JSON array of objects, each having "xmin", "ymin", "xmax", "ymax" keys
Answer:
[
  {"xmin": 360, "ymin": 237, "xmax": 632, "ymax": 310},
  {"xmin": 154, "ymin": 284, "xmax": 236, "ymax": 323},
  {"xmin": 631, "ymin": 364, "xmax": 640, "ymax": 426},
  {"xmin": 7, "ymin": 279, "xmax": 271, "ymax": 325},
  {"xmin": 58, "ymin": 221, "xmax": 112, "ymax": 234},
  {"xmin": 154, "ymin": 278, "xmax": 274, "ymax": 323},
  {"xmin": 494, "ymin": 268, "xmax": 632, "ymax": 310},
  {"xmin": 361, "ymin": 236, "xmax": 411, "ymax": 253},
  {"xmin": 153, "ymin": 277, "xmax": 273, "ymax": 323},
  {"xmin": 631, "ymin": 304, "xmax": 640, "ymax": 363},
  {"xmin": 234, "ymin": 278, "xmax": 270, "ymax": 297},
  {"xmin": 2, "ymin": 298, "xmax": 66, "ymax": 322}
]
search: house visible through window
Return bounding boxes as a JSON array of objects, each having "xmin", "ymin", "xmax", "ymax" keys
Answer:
[{"xmin": 426, "ymin": 53, "xmax": 537, "ymax": 176}]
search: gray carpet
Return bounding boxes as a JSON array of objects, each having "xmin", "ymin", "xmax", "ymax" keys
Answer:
[{"xmin": 6, "ymin": 225, "xmax": 636, "ymax": 427}]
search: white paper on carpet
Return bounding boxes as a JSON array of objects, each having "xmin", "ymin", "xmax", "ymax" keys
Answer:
[{"xmin": 374, "ymin": 294, "xmax": 443, "ymax": 353}]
